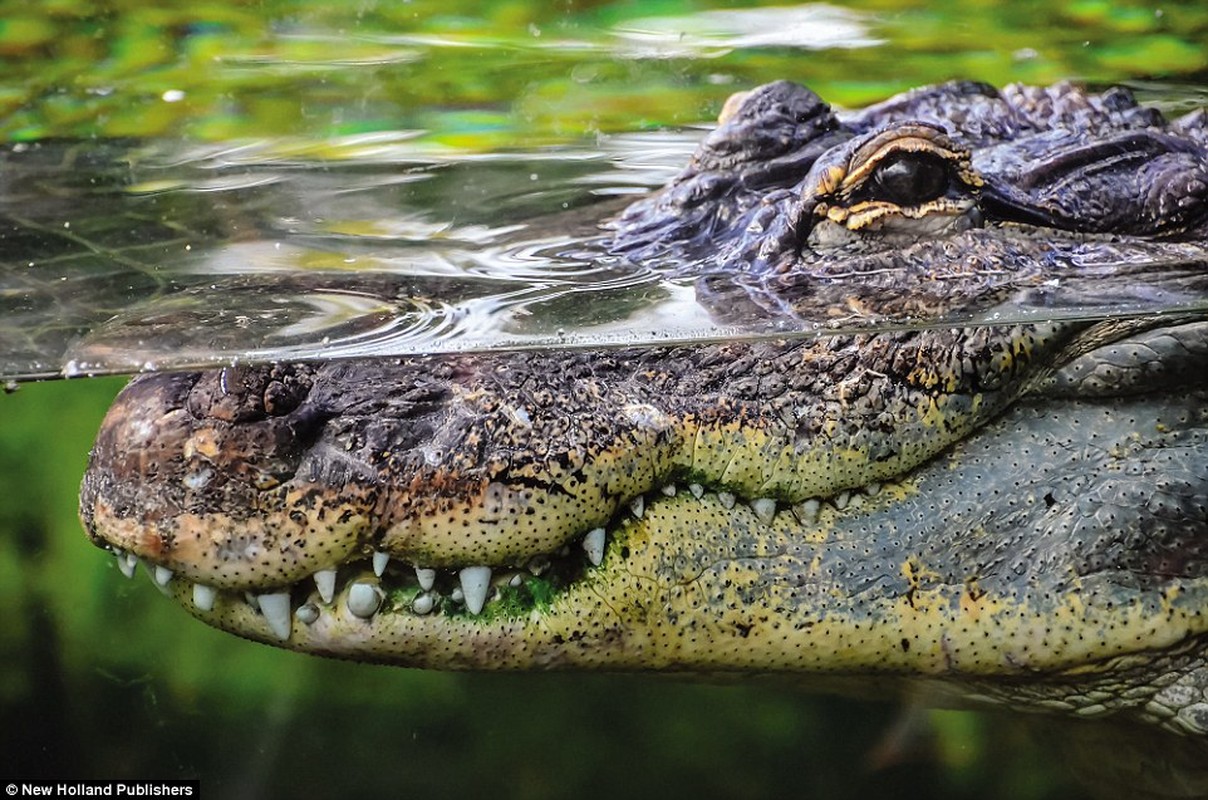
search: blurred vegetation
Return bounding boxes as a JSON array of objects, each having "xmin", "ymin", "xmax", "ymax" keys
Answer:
[
  {"xmin": 0, "ymin": 0, "xmax": 1205, "ymax": 146},
  {"xmin": 3, "ymin": 1, "xmax": 1208, "ymax": 797}
]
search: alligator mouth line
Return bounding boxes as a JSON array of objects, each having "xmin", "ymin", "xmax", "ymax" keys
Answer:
[{"xmin": 105, "ymin": 476, "xmax": 891, "ymax": 642}]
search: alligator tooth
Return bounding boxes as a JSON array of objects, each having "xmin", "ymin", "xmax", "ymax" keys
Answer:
[
  {"xmin": 347, "ymin": 581, "xmax": 382, "ymax": 619},
  {"xmin": 750, "ymin": 498, "xmax": 777, "ymax": 525},
  {"xmin": 459, "ymin": 566, "xmax": 492, "ymax": 615},
  {"xmin": 509, "ymin": 573, "xmax": 524, "ymax": 588},
  {"xmin": 794, "ymin": 498, "xmax": 820, "ymax": 523},
  {"xmin": 688, "ymin": 483, "xmax": 705, "ymax": 499},
  {"xmin": 372, "ymin": 551, "xmax": 390, "ymax": 577},
  {"xmin": 660, "ymin": 484, "xmax": 677, "ymax": 497},
  {"xmin": 115, "ymin": 551, "xmax": 137, "ymax": 579},
  {"xmin": 834, "ymin": 491, "xmax": 851, "ymax": 510},
  {"xmin": 450, "ymin": 586, "xmax": 465, "ymax": 603},
  {"xmin": 629, "ymin": 496, "xmax": 645, "ymax": 518},
  {"xmin": 412, "ymin": 593, "xmax": 435, "ymax": 615},
  {"xmin": 313, "ymin": 569, "xmax": 337, "ymax": 604},
  {"xmin": 582, "ymin": 527, "xmax": 606, "ymax": 566},
  {"xmin": 295, "ymin": 603, "xmax": 320, "ymax": 625},
  {"xmin": 415, "ymin": 567, "xmax": 436, "ymax": 592},
  {"xmin": 526, "ymin": 556, "xmax": 550, "ymax": 576},
  {"xmin": 245, "ymin": 592, "xmax": 260, "ymax": 610},
  {"xmin": 153, "ymin": 565, "xmax": 174, "ymax": 587},
  {"xmin": 257, "ymin": 592, "xmax": 292, "ymax": 640},
  {"xmin": 192, "ymin": 583, "xmax": 217, "ymax": 612},
  {"xmin": 717, "ymin": 492, "xmax": 736, "ymax": 510},
  {"xmin": 866, "ymin": 482, "xmax": 882, "ymax": 496}
]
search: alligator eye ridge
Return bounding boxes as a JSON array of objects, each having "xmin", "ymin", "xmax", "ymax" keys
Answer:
[
  {"xmin": 870, "ymin": 153, "xmax": 950, "ymax": 207},
  {"xmin": 804, "ymin": 123, "xmax": 984, "ymax": 244}
]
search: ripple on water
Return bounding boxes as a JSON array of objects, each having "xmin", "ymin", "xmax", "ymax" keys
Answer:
[{"xmin": 3, "ymin": 129, "xmax": 1208, "ymax": 382}]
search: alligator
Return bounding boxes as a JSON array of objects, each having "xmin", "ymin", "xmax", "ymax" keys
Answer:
[{"xmin": 78, "ymin": 80, "xmax": 1208, "ymax": 736}]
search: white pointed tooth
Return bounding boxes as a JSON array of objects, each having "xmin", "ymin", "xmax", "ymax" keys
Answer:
[
  {"xmin": 794, "ymin": 498, "xmax": 821, "ymax": 523},
  {"xmin": 412, "ymin": 593, "xmax": 435, "ymax": 615},
  {"xmin": 313, "ymin": 569, "xmax": 337, "ymax": 604},
  {"xmin": 347, "ymin": 581, "xmax": 382, "ymax": 619},
  {"xmin": 450, "ymin": 586, "xmax": 464, "ymax": 603},
  {"xmin": 257, "ymin": 592, "xmax": 292, "ymax": 640},
  {"xmin": 717, "ymin": 492, "xmax": 736, "ymax": 510},
  {"xmin": 509, "ymin": 573, "xmax": 524, "ymax": 588},
  {"xmin": 866, "ymin": 482, "xmax": 882, "ymax": 496},
  {"xmin": 372, "ymin": 550, "xmax": 390, "ymax": 576},
  {"xmin": 660, "ymin": 484, "xmax": 677, "ymax": 497},
  {"xmin": 834, "ymin": 490, "xmax": 851, "ymax": 510},
  {"xmin": 192, "ymin": 583, "xmax": 217, "ymax": 612},
  {"xmin": 245, "ymin": 592, "xmax": 260, "ymax": 610},
  {"xmin": 582, "ymin": 527, "xmax": 606, "ymax": 566},
  {"xmin": 153, "ymin": 565, "xmax": 174, "ymax": 587},
  {"xmin": 688, "ymin": 483, "xmax": 704, "ymax": 499},
  {"xmin": 750, "ymin": 498, "xmax": 777, "ymax": 525},
  {"xmin": 459, "ymin": 566, "xmax": 492, "ymax": 615},
  {"xmin": 629, "ymin": 495, "xmax": 645, "ymax": 518},
  {"xmin": 116, "ymin": 551, "xmax": 137, "ymax": 579},
  {"xmin": 415, "ymin": 567, "xmax": 436, "ymax": 592}
]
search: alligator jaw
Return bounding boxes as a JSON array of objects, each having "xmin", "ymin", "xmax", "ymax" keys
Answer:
[
  {"xmin": 136, "ymin": 386, "xmax": 1208, "ymax": 698},
  {"xmin": 80, "ymin": 322, "xmax": 1208, "ymax": 737}
]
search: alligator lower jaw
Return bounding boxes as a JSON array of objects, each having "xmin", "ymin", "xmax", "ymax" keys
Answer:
[{"xmin": 110, "ymin": 478, "xmax": 894, "ymax": 666}]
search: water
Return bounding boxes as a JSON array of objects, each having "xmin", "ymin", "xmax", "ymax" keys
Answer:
[{"xmin": 6, "ymin": 115, "xmax": 1208, "ymax": 382}]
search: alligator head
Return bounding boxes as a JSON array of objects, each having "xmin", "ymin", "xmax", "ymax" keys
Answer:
[{"xmin": 80, "ymin": 81, "xmax": 1208, "ymax": 734}]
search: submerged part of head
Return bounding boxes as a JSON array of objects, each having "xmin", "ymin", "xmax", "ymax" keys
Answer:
[{"xmin": 80, "ymin": 80, "xmax": 1208, "ymax": 734}]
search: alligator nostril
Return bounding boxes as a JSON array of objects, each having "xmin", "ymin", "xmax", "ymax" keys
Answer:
[{"xmin": 186, "ymin": 363, "xmax": 317, "ymax": 422}]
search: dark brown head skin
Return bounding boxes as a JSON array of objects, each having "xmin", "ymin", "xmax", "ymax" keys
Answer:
[{"xmin": 80, "ymin": 81, "xmax": 1208, "ymax": 734}]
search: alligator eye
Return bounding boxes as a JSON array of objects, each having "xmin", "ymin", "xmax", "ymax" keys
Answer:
[
  {"xmin": 870, "ymin": 153, "xmax": 950, "ymax": 206},
  {"xmin": 808, "ymin": 125, "xmax": 982, "ymax": 243}
]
